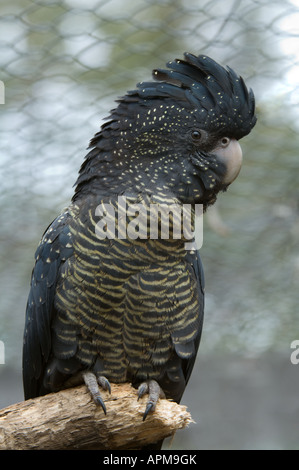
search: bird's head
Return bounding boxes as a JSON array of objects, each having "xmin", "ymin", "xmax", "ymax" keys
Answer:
[{"xmin": 74, "ymin": 53, "xmax": 256, "ymax": 207}]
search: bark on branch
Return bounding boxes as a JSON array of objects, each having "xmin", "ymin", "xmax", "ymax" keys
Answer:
[{"xmin": 0, "ymin": 383, "xmax": 193, "ymax": 450}]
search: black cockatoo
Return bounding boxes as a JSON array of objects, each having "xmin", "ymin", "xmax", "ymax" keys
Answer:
[{"xmin": 23, "ymin": 53, "xmax": 256, "ymax": 443}]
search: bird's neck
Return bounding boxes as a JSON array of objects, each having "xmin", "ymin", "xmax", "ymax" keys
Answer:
[{"xmin": 72, "ymin": 131, "xmax": 227, "ymax": 210}]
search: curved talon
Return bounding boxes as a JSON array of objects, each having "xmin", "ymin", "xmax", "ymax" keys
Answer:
[
  {"xmin": 83, "ymin": 371, "xmax": 110, "ymax": 414},
  {"xmin": 137, "ymin": 382, "xmax": 148, "ymax": 400},
  {"xmin": 143, "ymin": 402, "xmax": 154, "ymax": 421},
  {"xmin": 98, "ymin": 375, "xmax": 111, "ymax": 394},
  {"xmin": 95, "ymin": 395, "xmax": 107, "ymax": 415},
  {"xmin": 137, "ymin": 379, "xmax": 165, "ymax": 421}
]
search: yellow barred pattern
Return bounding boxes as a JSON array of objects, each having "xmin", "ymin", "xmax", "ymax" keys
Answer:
[{"xmin": 54, "ymin": 195, "xmax": 200, "ymax": 382}]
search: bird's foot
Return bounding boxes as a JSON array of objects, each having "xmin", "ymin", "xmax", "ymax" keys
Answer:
[
  {"xmin": 137, "ymin": 379, "xmax": 165, "ymax": 421},
  {"xmin": 83, "ymin": 371, "xmax": 111, "ymax": 414}
]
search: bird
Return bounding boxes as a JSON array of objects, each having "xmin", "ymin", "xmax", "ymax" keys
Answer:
[{"xmin": 23, "ymin": 53, "xmax": 256, "ymax": 446}]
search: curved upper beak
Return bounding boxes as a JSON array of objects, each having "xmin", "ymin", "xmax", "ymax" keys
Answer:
[{"xmin": 213, "ymin": 139, "xmax": 243, "ymax": 185}]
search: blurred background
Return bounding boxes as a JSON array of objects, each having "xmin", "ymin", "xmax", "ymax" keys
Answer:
[{"xmin": 0, "ymin": 0, "xmax": 298, "ymax": 450}]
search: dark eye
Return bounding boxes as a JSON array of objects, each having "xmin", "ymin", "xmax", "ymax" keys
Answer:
[
  {"xmin": 191, "ymin": 130, "xmax": 202, "ymax": 141},
  {"xmin": 191, "ymin": 129, "xmax": 209, "ymax": 146},
  {"xmin": 221, "ymin": 137, "xmax": 230, "ymax": 147}
]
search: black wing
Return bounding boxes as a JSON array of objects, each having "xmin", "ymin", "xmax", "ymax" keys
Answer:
[
  {"xmin": 182, "ymin": 249, "xmax": 205, "ymax": 390},
  {"xmin": 22, "ymin": 211, "xmax": 73, "ymax": 399},
  {"xmin": 159, "ymin": 249, "xmax": 205, "ymax": 404}
]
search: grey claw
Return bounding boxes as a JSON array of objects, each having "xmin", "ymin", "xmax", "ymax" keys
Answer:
[
  {"xmin": 83, "ymin": 371, "xmax": 110, "ymax": 414},
  {"xmin": 143, "ymin": 402, "xmax": 154, "ymax": 421},
  {"xmin": 137, "ymin": 379, "xmax": 164, "ymax": 421},
  {"xmin": 95, "ymin": 395, "xmax": 107, "ymax": 414},
  {"xmin": 98, "ymin": 375, "xmax": 111, "ymax": 394},
  {"xmin": 137, "ymin": 382, "xmax": 148, "ymax": 400}
]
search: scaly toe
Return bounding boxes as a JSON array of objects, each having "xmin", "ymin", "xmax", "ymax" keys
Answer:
[
  {"xmin": 83, "ymin": 371, "xmax": 110, "ymax": 414},
  {"xmin": 97, "ymin": 375, "xmax": 111, "ymax": 394},
  {"xmin": 137, "ymin": 379, "xmax": 165, "ymax": 421}
]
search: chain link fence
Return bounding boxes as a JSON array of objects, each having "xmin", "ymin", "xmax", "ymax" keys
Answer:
[{"xmin": 0, "ymin": 0, "xmax": 299, "ymax": 449}]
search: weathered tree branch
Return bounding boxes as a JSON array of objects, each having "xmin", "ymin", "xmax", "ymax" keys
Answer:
[{"xmin": 0, "ymin": 383, "xmax": 193, "ymax": 450}]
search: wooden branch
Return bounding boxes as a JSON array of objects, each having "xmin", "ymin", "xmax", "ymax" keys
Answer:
[{"xmin": 0, "ymin": 383, "xmax": 193, "ymax": 450}]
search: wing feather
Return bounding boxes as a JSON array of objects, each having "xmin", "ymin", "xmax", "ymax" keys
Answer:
[{"xmin": 22, "ymin": 211, "xmax": 73, "ymax": 399}]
